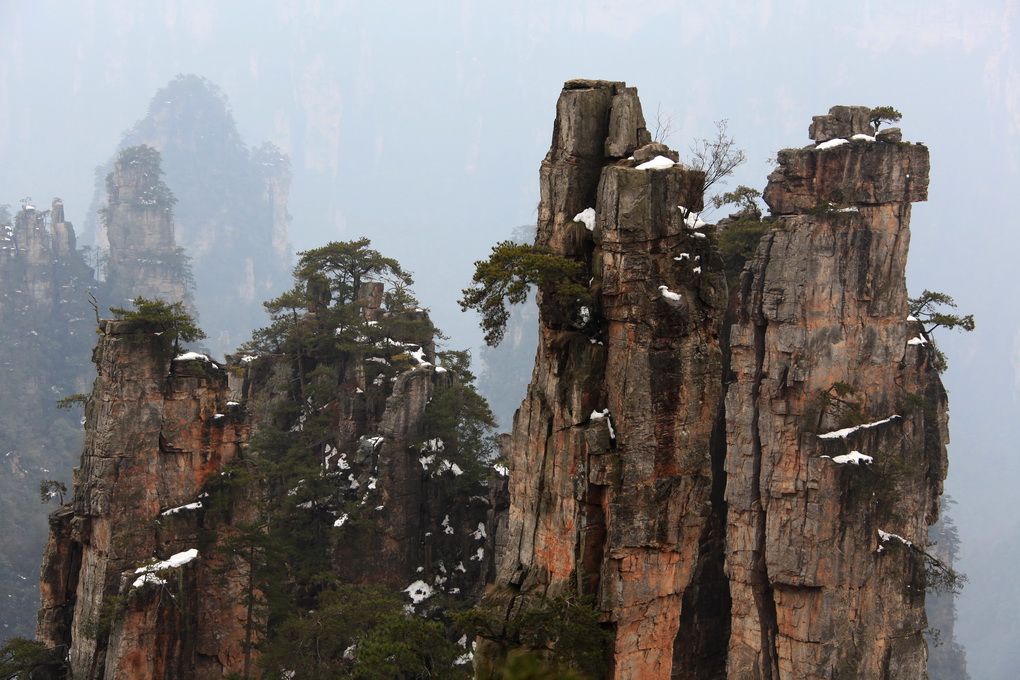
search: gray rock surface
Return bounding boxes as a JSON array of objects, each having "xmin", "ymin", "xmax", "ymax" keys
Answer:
[
  {"xmin": 104, "ymin": 149, "xmax": 190, "ymax": 307},
  {"xmin": 764, "ymin": 138, "xmax": 929, "ymax": 214},
  {"xmin": 808, "ymin": 105, "xmax": 875, "ymax": 142},
  {"xmin": 725, "ymin": 111, "xmax": 947, "ymax": 680},
  {"xmin": 491, "ymin": 78, "xmax": 723, "ymax": 679}
]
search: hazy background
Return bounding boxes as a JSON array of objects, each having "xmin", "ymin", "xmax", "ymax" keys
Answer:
[{"xmin": 2, "ymin": 1, "xmax": 1017, "ymax": 676}]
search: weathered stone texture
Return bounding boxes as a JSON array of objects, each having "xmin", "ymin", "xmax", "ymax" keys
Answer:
[
  {"xmin": 724, "ymin": 119, "xmax": 947, "ymax": 679},
  {"xmin": 36, "ymin": 319, "xmax": 249, "ymax": 679},
  {"xmin": 495, "ymin": 79, "xmax": 725, "ymax": 679},
  {"xmin": 808, "ymin": 105, "xmax": 875, "ymax": 143},
  {"xmin": 764, "ymin": 139, "xmax": 929, "ymax": 214},
  {"xmin": 495, "ymin": 85, "xmax": 948, "ymax": 680},
  {"xmin": 37, "ymin": 307, "xmax": 493, "ymax": 678}
]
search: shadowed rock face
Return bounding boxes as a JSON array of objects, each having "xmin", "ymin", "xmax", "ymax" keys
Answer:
[
  {"xmin": 493, "ymin": 90, "xmax": 947, "ymax": 679},
  {"xmin": 724, "ymin": 116, "xmax": 945, "ymax": 680}
]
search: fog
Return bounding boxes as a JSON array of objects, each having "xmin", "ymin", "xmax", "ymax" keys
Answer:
[{"xmin": 2, "ymin": 1, "xmax": 1017, "ymax": 675}]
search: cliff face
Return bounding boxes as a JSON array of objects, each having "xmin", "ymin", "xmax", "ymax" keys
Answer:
[
  {"xmin": 724, "ymin": 107, "xmax": 944, "ymax": 679},
  {"xmin": 37, "ymin": 298, "xmax": 494, "ymax": 678},
  {"xmin": 33, "ymin": 88, "xmax": 950, "ymax": 679},
  {"xmin": 37, "ymin": 320, "xmax": 249, "ymax": 679},
  {"xmin": 495, "ymin": 79, "xmax": 728, "ymax": 677},
  {"xmin": 492, "ymin": 89, "xmax": 948, "ymax": 679}
]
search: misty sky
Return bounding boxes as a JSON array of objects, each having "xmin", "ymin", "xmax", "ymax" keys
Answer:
[{"xmin": 2, "ymin": 1, "xmax": 1018, "ymax": 676}]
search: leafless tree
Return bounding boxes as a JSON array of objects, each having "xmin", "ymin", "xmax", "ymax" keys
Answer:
[
  {"xmin": 652, "ymin": 105, "xmax": 677, "ymax": 144},
  {"xmin": 688, "ymin": 120, "xmax": 746, "ymax": 196}
]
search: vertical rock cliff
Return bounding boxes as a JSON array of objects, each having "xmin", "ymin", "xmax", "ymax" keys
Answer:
[
  {"xmin": 724, "ymin": 106, "xmax": 945, "ymax": 679},
  {"xmin": 490, "ymin": 90, "xmax": 948, "ymax": 680},
  {"xmin": 31, "ymin": 87, "xmax": 951, "ymax": 679},
  {"xmin": 493, "ymin": 79, "xmax": 728, "ymax": 677},
  {"xmin": 37, "ymin": 289, "xmax": 495, "ymax": 678},
  {"xmin": 37, "ymin": 320, "xmax": 249, "ymax": 678}
]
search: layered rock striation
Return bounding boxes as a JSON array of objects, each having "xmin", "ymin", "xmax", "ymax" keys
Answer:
[
  {"xmin": 37, "ymin": 320, "xmax": 250, "ymax": 679},
  {"xmin": 34, "ymin": 90, "xmax": 951, "ymax": 680},
  {"xmin": 38, "ymin": 296, "xmax": 495, "ymax": 678},
  {"xmin": 724, "ymin": 106, "xmax": 944, "ymax": 679},
  {"xmin": 493, "ymin": 79, "xmax": 728, "ymax": 677},
  {"xmin": 490, "ymin": 90, "xmax": 948, "ymax": 680}
]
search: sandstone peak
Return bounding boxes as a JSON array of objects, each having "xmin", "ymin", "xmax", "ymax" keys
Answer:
[
  {"xmin": 765, "ymin": 109, "xmax": 930, "ymax": 215},
  {"xmin": 485, "ymin": 84, "xmax": 949, "ymax": 680}
]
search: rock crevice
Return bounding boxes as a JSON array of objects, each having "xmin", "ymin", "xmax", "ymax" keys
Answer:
[{"xmin": 492, "ymin": 92, "xmax": 948, "ymax": 680}]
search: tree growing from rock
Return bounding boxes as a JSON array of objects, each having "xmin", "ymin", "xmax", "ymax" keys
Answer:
[
  {"xmin": 869, "ymin": 106, "xmax": 903, "ymax": 132},
  {"xmin": 460, "ymin": 241, "xmax": 589, "ymax": 347},
  {"xmin": 908, "ymin": 289, "xmax": 975, "ymax": 372},
  {"xmin": 109, "ymin": 296, "xmax": 206, "ymax": 353},
  {"xmin": 713, "ymin": 185, "xmax": 769, "ymax": 286},
  {"xmin": 688, "ymin": 119, "xmax": 746, "ymax": 196}
]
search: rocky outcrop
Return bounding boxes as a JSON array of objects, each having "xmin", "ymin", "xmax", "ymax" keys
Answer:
[
  {"xmin": 104, "ymin": 147, "xmax": 190, "ymax": 308},
  {"xmin": 0, "ymin": 200, "xmax": 81, "ymax": 317},
  {"xmin": 37, "ymin": 301, "xmax": 494, "ymax": 678},
  {"xmin": 37, "ymin": 320, "xmax": 249, "ymax": 679},
  {"xmin": 493, "ymin": 79, "xmax": 727, "ymax": 678},
  {"xmin": 34, "ymin": 90, "xmax": 951, "ymax": 679},
  {"xmin": 724, "ymin": 108, "xmax": 945, "ymax": 679},
  {"xmin": 490, "ymin": 90, "xmax": 948, "ymax": 680}
]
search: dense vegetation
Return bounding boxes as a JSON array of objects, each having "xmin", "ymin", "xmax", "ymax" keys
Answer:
[
  {"xmin": 459, "ymin": 241, "xmax": 589, "ymax": 347},
  {"xmin": 109, "ymin": 296, "xmax": 207, "ymax": 352},
  {"xmin": 216, "ymin": 240, "xmax": 497, "ymax": 678}
]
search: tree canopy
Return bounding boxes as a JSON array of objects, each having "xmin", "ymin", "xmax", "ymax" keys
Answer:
[
  {"xmin": 296, "ymin": 238, "xmax": 411, "ymax": 309},
  {"xmin": 459, "ymin": 241, "xmax": 589, "ymax": 347},
  {"xmin": 246, "ymin": 238, "xmax": 431, "ymax": 363},
  {"xmin": 869, "ymin": 106, "xmax": 902, "ymax": 132},
  {"xmin": 909, "ymin": 290, "xmax": 975, "ymax": 335},
  {"xmin": 908, "ymin": 289, "xmax": 975, "ymax": 372},
  {"xmin": 109, "ymin": 296, "xmax": 206, "ymax": 352},
  {"xmin": 713, "ymin": 185, "xmax": 769, "ymax": 287},
  {"xmin": 258, "ymin": 583, "xmax": 469, "ymax": 679}
]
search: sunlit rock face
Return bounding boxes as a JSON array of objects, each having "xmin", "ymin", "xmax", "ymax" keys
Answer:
[
  {"xmin": 492, "ymin": 79, "xmax": 728, "ymax": 679},
  {"xmin": 725, "ymin": 112, "xmax": 945, "ymax": 679},
  {"xmin": 492, "ymin": 89, "xmax": 947, "ymax": 679},
  {"xmin": 37, "ymin": 319, "xmax": 249, "ymax": 679}
]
